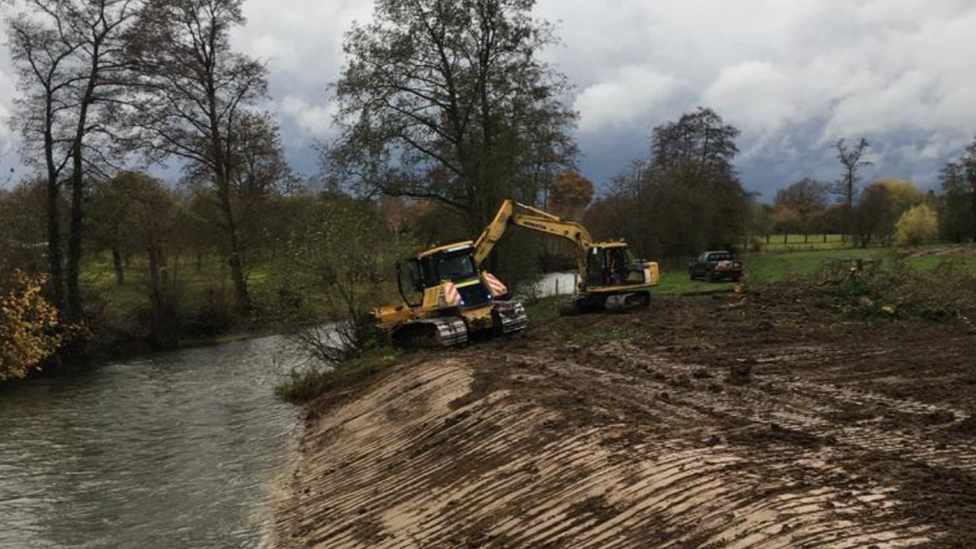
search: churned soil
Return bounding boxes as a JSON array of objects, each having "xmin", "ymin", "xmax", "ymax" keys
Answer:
[{"xmin": 273, "ymin": 286, "xmax": 976, "ymax": 549}]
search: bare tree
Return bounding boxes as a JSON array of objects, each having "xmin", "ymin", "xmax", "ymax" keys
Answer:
[
  {"xmin": 6, "ymin": 0, "xmax": 137, "ymax": 320},
  {"xmin": 125, "ymin": 0, "xmax": 271, "ymax": 313},
  {"xmin": 831, "ymin": 137, "xmax": 871, "ymax": 243},
  {"xmin": 651, "ymin": 106, "xmax": 740, "ymax": 186},
  {"xmin": 327, "ymin": 0, "xmax": 577, "ymax": 236}
]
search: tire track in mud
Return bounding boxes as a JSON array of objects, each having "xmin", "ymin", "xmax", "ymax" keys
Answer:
[
  {"xmin": 274, "ymin": 347, "xmax": 941, "ymax": 548},
  {"xmin": 591, "ymin": 340, "xmax": 976, "ymax": 478}
]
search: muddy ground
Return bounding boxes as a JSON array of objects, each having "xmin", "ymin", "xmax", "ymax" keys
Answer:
[{"xmin": 273, "ymin": 286, "xmax": 976, "ymax": 549}]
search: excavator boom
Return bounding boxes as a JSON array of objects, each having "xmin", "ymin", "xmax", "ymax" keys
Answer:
[
  {"xmin": 473, "ymin": 199, "xmax": 659, "ymax": 313},
  {"xmin": 474, "ymin": 200, "xmax": 593, "ymax": 290}
]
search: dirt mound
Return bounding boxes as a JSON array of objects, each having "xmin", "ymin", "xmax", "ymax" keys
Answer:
[{"xmin": 273, "ymin": 291, "xmax": 976, "ymax": 548}]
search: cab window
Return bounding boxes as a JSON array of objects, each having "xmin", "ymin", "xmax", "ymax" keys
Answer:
[
  {"xmin": 397, "ymin": 260, "xmax": 424, "ymax": 307},
  {"xmin": 434, "ymin": 251, "xmax": 477, "ymax": 281}
]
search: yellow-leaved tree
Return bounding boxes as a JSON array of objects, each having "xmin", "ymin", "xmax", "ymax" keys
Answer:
[
  {"xmin": 0, "ymin": 272, "xmax": 62, "ymax": 383},
  {"xmin": 895, "ymin": 204, "xmax": 939, "ymax": 246}
]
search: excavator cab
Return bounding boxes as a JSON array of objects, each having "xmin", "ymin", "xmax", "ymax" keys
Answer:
[
  {"xmin": 587, "ymin": 245, "xmax": 650, "ymax": 288},
  {"xmin": 376, "ymin": 241, "xmax": 527, "ymax": 347},
  {"xmin": 395, "ymin": 244, "xmax": 493, "ymax": 309}
]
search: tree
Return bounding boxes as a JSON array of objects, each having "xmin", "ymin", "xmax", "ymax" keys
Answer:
[
  {"xmin": 939, "ymin": 160, "xmax": 974, "ymax": 242},
  {"xmin": 549, "ymin": 170, "xmax": 594, "ymax": 220},
  {"xmin": 967, "ymin": 137, "xmax": 976, "ymax": 242},
  {"xmin": 831, "ymin": 137, "xmax": 871, "ymax": 242},
  {"xmin": 895, "ymin": 204, "xmax": 938, "ymax": 246},
  {"xmin": 7, "ymin": 0, "xmax": 137, "ymax": 321},
  {"xmin": 771, "ymin": 207, "xmax": 800, "ymax": 245},
  {"xmin": 585, "ymin": 108, "xmax": 750, "ymax": 261},
  {"xmin": 774, "ymin": 178, "xmax": 827, "ymax": 242},
  {"xmin": 271, "ymin": 194, "xmax": 410, "ymax": 364},
  {"xmin": 651, "ymin": 107, "xmax": 739, "ymax": 184},
  {"xmin": 327, "ymin": 0, "xmax": 577, "ymax": 237},
  {"xmin": 125, "ymin": 0, "xmax": 272, "ymax": 313},
  {"xmin": 121, "ymin": 173, "xmax": 184, "ymax": 348},
  {"xmin": 939, "ymin": 135, "xmax": 976, "ymax": 243},
  {"xmin": 853, "ymin": 178, "xmax": 922, "ymax": 248}
]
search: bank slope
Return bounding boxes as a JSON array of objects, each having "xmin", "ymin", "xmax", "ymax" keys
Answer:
[{"xmin": 273, "ymin": 295, "xmax": 976, "ymax": 548}]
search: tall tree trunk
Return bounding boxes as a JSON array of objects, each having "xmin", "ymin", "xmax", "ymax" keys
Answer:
[
  {"xmin": 65, "ymin": 170, "xmax": 85, "ymax": 321},
  {"xmin": 41, "ymin": 93, "xmax": 66, "ymax": 312},
  {"xmin": 970, "ymin": 181, "xmax": 976, "ymax": 243},
  {"xmin": 147, "ymin": 245, "xmax": 165, "ymax": 349},
  {"xmin": 45, "ymin": 177, "xmax": 65, "ymax": 310},
  {"xmin": 216, "ymin": 175, "xmax": 250, "ymax": 313},
  {"xmin": 65, "ymin": 50, "xmax": 99, "ymax": 322},
  {"xmin": 112, "ymin": 246, "xmax": 124, "ymax": 286}
]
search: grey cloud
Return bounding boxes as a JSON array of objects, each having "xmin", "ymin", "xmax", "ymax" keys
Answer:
[{"xmin": 2, "ymin": 0, "xmax": 974, "ymax": 199}]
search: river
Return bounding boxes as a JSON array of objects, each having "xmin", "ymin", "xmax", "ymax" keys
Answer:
[
  {"xmin": 0, "ymin": 276, "xmax": 572, "ymax": 549},
  {"xmin": 0, "ymin": 335, "xmax": 301, "ymax": 549},
  {"xmin": 530, "ymin": 271, "xmax": 577, "ymax": 298}
]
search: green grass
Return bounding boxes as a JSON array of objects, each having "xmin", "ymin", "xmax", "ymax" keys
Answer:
[
  {"xmin": 524, "ymin": 295, "xmax": 564, "ymax": 324},
  {"xmin": 758, "ymin": 234, "xmax": 850, "ymax": 251},
  {"xmin": 653, "ymin": 244, "xmax": 976, "ymax": 294}
]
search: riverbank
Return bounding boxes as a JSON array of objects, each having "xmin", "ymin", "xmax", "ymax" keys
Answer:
[{"xmin": 272, "ymin": 285, "xmax": 976, "ymax": 548}]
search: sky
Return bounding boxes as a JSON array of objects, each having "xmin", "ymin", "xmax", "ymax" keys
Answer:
[{"xmin": 2, "ymin": 0, "xmax": 975, "ymax": 200}]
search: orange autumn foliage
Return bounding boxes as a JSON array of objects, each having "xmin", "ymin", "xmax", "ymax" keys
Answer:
[{"xmin": 0, "ymin": 272, "xmax": 62, "ymax": 383}]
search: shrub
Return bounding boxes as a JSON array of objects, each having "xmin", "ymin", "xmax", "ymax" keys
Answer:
[
  {"xmin": 0, "ymin": 272, "xmax": 62, "ymax": 383},
  {"xmin": 895, "ymin": 204, "xmax": 939, "ymax": 246}
]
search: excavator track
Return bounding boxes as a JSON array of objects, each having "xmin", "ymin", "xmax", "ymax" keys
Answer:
[
  {"xmin": 604, "ymin": 290, "xmax": 651, "ymax": 312},
  {"xmin": 559, "ymin": 291, "xmax": 651, "ymax": 316},
  {"xmin": 393, "ymin": 317, "xmax": 468, "ymax": 348},
  {"xmin": 492, "ymin": 300, "xmax": 528, "ymax": 334}
]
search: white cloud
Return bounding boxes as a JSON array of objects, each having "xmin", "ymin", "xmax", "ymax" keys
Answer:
[
  {"xmin": 537, "ymin": 0, "xmax": 976, "ymax": 190},
  {"xmin": 1, "ymin": 0, "xmax": 975, "ymax": 192},
  {"xmin": 278, "ymin": 95, "xmax": 339, "ymax": 141},
  {"xmin": 574, "ymin": 66, "xmax": 677, "ymax": 133},
  {"xmin": 702, "ymin": 61, "xmax": 796, "ymax": 136}
]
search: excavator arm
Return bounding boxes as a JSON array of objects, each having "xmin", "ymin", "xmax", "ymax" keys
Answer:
[{"xmin": 474, "ymin": 200, "xmax": 594, "ymax": 290}]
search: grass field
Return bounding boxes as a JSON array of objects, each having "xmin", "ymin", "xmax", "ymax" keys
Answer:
[
  {"xmin": 654, "ymin": 244, "xmax": 976, "ymax": 294},
  {"xmin": 758, "ymin": 233, "xmax": 849, "ymax": 251}
]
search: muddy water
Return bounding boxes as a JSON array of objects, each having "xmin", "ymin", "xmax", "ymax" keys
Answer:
[{"xmin": 0, "ymin": 336, "xmax": 301, "ymax": 549}]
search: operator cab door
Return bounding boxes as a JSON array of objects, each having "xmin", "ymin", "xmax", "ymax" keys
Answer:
[
  {"xmin": 396, "ymin": 259, "xmax": 425, "ymax": 307},
  {"xmin": 586, "ymin": 248, "xmax": 608, "ymax": 288}
]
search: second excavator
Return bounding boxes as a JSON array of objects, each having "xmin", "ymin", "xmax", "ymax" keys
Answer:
[{"xmin": 474, "ymin": 200, "xmax": 660, "ymax": 315}]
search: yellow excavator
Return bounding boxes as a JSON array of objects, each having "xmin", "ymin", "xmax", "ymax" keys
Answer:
[
  {"xmin": 373, "ymin": 199, "xmax": 659, "ymax": 347},
  {"xmin": 372, "ymin": 239, "xmax": 528, "ymax": 347},
  {"xmin": 474, "ymin": 200, "xmax": 660, "ymax": 315}
]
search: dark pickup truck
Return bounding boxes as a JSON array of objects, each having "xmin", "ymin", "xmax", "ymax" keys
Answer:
[{"xmin": 688, "ymin": 251, "xmax": 744, "ymax": 282}]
